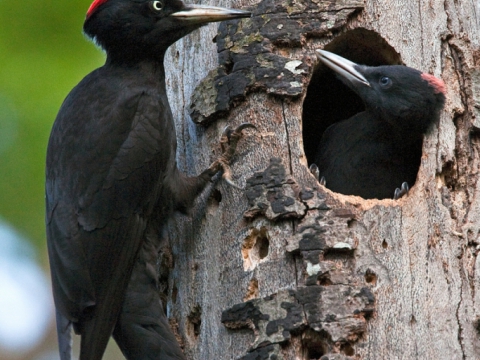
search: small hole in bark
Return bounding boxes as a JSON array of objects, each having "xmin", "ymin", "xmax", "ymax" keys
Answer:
[
  {"xmin": 187, "ymin": 304, "xmax": 202, "ymax": 339},
  {"xmin": 317, "ymin": 274, "xmax": 332, "ymax": 286},
  {"xmin": 302, "ymin": 329, "xmax": 327, "ymax": 359},
  {"xmin": 213, "ymin": 188, "xmax": 222, "ymax": 202},
  {"xmin": 341, "ymin": 343, "xmax": 355, "ymax": 356},
  {"xmin": 347, "ymin": 219, "xmax": 357, "ymax": 228},
  {"xmin": 410, "ymin": 315, "xmax": 417, "ymax": 325},
  {"xmin": 224, "ymin": 60, "xmax": 234, "ymax": 75},
  {"xmin": 302, "ymin": 28, "xmax": 405, "ymax": 199},
  {"xmin": 474, "ymin": 318, "xmax": 480, "ymax": 334},
  {"xmin": 244, "ymin": 278, "xmax": 259, "ymax": 301},
  {"xmin": 308, "ymin": 347, "xmax": 324, "ymax": 359},
  {"xmin": 208, "ymin": 189, "xmax": 222, "ymax": 207},
  {"xmin": 258, "ymin": 238, "xmax": 269, "ymax": 259},
  {"xmin": 363, "ymin": 308, "xmax": 374, "ymax": 320},
  {"xmin": 440, "ymin": 160, "xmax": 456, "ymax": 190},
  {"xmin": 305, "ymin": 343, "xmax": 325, "ymax": 359},
  {"xmin": 382, "ymin": 239, "xmax": 388, "ymax": 249},
  {"xmin": 364, "ymin": 269, "xmax": 377, "ymax": 285},
  {"xmin": 242, "ymin": 227, "xmax": 270, "ymax": 271}
]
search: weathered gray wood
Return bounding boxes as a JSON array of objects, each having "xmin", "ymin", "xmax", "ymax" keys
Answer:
[{"xmin": 163, "ymin": 0, "xmax": 480, "ymax": 359}]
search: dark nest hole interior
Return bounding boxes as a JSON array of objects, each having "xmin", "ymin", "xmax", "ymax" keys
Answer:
[{"xmin": 302, "ymin": 28, "xmax": 403, "ymax": 171}]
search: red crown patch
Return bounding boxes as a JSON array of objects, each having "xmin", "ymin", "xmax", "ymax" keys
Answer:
[
  {"xmin": 421, "ymin": 73, "xmax": 446, "ymax": 95},
  {"xmin": 87, "ymin": 0, "xmax": 108, "ymax": 18}
]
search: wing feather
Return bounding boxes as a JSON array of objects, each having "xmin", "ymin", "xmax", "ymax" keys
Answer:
[{"xmin": 46, "ymin": 67, "xmax": 174, "ymax": 352}]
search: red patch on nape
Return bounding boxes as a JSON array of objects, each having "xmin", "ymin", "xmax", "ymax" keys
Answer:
[
  {"xmin": 421, "ymin": 73, "xmax": 446, "ymax": 95},
  {"xmin": 87, "ymin": 0, "xmax": 108, "ymax": 18}
]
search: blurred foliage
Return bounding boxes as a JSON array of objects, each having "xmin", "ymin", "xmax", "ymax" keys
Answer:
[{"xmin": 0, "ymin": 0, "xmax": 105, "ymax": 262}]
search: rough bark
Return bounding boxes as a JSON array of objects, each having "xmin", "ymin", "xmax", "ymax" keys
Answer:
[{"xmin": 163, "ymin": 0, "xmax": 480, "ymax": 359}]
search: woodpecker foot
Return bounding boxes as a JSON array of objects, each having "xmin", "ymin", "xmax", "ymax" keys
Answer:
[
  {"xmin": 209, "ymin": 123, "xmax": 256, "ymax": 189},
  {"xmin": 394, "ymin": 182, "xmax": 409, "ymax": 200}
]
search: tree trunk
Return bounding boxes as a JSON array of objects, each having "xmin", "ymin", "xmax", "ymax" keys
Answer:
[{"xmin": 164, "ymin": 0, "xmax": 480, "ymax": 359}]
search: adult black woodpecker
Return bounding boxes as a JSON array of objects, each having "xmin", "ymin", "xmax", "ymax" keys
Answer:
[
  {"xmin": 45, "ymin": 1, "xmax": 251, "ymax": 359},
  {"xmin": 312, "ymin": 50, "xmax": 446, "ymax": 200}
]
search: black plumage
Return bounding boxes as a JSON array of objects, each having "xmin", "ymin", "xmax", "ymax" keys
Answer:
[
  {"xmin": 312, "ymin": 50, "xmax": 446, "ymax": 199},
  {"xmin": 45, "ymin": 1, "xmax": 251, "ymax": 359}
]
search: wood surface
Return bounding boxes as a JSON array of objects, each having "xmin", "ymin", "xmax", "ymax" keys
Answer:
[{"xmin": 163, "ymin": 1, "xmax": 480, "ymax": 358}]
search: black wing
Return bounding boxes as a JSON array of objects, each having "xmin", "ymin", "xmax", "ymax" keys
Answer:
[{"xmin": 46, "ymin": 67, "xmax": 175, "ymax": 357}]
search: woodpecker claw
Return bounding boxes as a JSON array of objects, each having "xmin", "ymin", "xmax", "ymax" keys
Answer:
[
  {"xmin": 309, "ymin": 163, "xmax": 320, "ymax": 181},
  {"xmin": 223, "ymin": 176, "xmax": 243, "ymax": 190},
  {"xmin": 393, "ymin": 182, "xmax": 409, "ymax": 200},
  {"xmin": 234, "ymin": 122, "xmax": 257, "ymax": 132},
  {"xmin": 309, "ymin": 164, "xmax": 326, "ymax": 186},
  {"xmin": 211, "ymin": 123, "xmax": 256, "ymax": 189},
  {"xmin": 320, "ymin": 176, "xmax": 326, "ymax": 187}
]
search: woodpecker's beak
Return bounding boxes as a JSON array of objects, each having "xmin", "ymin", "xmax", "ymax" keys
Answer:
[
  {"xmin": 316, "ymin": 50, "xmax": 370, "ymax": 87},
  {"xmin": 170, "ymin": 4, "xmax": 251, "ymax": 23}
]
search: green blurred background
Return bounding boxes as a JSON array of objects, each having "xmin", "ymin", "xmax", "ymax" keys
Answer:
[
  {"xmin": 0, "ymin": 0, "xmax": 103, "ymax": 260},
  {"xmin": 0, "ymin": 1, "xmax": 123, "ymax": 358}
]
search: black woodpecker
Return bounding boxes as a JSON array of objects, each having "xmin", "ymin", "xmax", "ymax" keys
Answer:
[
  {"xmin": 45, "ymin": 1, "xmax": 251, "ymax": 359},
  {"xmin": 312, "ymin": 50, "xmax": 446, "ymax": 200}
]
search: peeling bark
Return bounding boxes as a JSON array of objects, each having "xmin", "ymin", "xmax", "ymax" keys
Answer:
[{"xmin": 163, "ymin": 0, "xmax": 480, "ymax": 359}]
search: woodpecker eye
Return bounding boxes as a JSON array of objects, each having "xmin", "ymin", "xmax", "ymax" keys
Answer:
[
  {"xmin": 151, "ymin": 1, "xmax": 164, "ymax": 11},
  {"xmin": 379, "ymin": 76, "xmax": 392, "ymax": 87}
]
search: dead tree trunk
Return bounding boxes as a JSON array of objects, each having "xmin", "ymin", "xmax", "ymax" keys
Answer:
[{"xmin": 163, "ymin": 0, "xmax": 480, "ymax": 359}]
